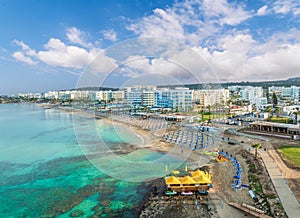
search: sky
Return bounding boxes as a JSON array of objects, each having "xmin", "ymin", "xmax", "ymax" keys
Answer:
[{"xmin": 1, "ymin": 0, "xmax": 300, "ymax": 95}]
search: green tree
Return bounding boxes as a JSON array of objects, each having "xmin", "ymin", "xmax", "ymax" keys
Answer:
[
  {"xmin": 293, "ymin": 108, "xmax": 299, "ymax": 124},
  {"xmin": 199, "ymin": 109, "xmax": 205, "ymax": 122},
  {"xmin": 266, "ymin": 88, "xmax": 270, "ymax": 103},
  {"xmin": 274, "ymin": 107, "xmax": 281, "ymax": 118},
  {"xmin": 251, "ymin": 143, "xmax": 261, "ymax": 160},
  {"xmin": 207, "ymin": 105, "xmax": 211, "ymax": 122},
  {"xmin": 272, "ymin": 92, "xmax": 278, "ymax": 107},
  {"xmin": 265, "ymin": 105, "xmax": 273, "ymax": 116}
]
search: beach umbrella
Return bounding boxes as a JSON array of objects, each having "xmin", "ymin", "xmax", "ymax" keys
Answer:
[
  {"xmin": 165, "ymin": 176, "xmax": 181, "ymax": 185},
  {"xmin": 193, "ymin": 175, "xmax": 212, "ymax": 184},
  {"xmin": 191, "ymin": 169, "xmax": 205, "ymax": 177},
  {"xmin": 180, "ymin": 175, "xmax": 196, "ymax": 185}
]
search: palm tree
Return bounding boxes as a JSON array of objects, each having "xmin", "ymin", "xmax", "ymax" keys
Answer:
[
  {"xmin": 274, "ymin": 107, "xmax": 281, "ymax": 118},
  {"xmin": 272, "ymin": 92, "xmax": 278, "ymax": 107},
  {"xmin": 226, "ymin": 99, "xmax": 232, "ymax": 115},
  {"xmin": 292, "ymin": 109, "xmax": 299, "ymax": 125},
  {"xmin": 251, "ymin": 143, "xmax": 261, "ymax": 160},
  {"xmin": 207, "ymin": 105, "xmax": 211, "ymax": 122},
  {"xmin": 199, "ymin": 109, "xmax": 205, "ymax": 122}
]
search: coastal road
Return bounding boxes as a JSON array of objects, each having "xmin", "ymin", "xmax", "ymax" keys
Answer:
[{"xmin": 258, "ymin": 150, "xmax": 300, "ymax": 218}]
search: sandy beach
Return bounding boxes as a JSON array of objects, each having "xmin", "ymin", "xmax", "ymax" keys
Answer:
[
  {"xmin": 99, "ymin": 115, "xmax": 258, "ymax": 217},
  {"xmin": 50, "ymin": 107, "xmax": 295, "ymax": 217}
]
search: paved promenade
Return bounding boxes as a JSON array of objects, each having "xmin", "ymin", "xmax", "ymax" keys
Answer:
[{"xmin": 258, "ymin": 150, "xmax": 300, "ymax": 218}]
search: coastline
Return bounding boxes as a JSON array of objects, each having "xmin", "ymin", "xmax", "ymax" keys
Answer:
[{"xmin": 39, "ymin": 105, "xmax": 289, "ymax": 217}]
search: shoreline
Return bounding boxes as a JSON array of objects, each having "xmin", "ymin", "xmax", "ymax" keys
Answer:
[{"xmin": 41, "ymin": 105, "xmax": 291, "ymax": 217}]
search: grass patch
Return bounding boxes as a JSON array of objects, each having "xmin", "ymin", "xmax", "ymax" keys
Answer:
[
  {"xmin": 249, "ymin": 163, "xmax": 256, "ymax": 173},
  {"xmin": 278, "ymin": 146, "xmax": 300, "ymax": 167},
  {"xmin": 249, "ymin": 174, "xmax": 263, "ymax": 194},
  {"xmin": 268, "ymin": 117, "xmax": 293, "ymax": 124}
]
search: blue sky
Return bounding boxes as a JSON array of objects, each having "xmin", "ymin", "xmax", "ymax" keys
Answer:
[{"xmin": 1, "ymin": 0, "xmax": 300, "ymax": 95}]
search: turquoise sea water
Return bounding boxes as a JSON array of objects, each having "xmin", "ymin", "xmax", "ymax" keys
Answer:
[{"xmin": 0, "ymin": 104, "xmax": 182, "ymax": 217}]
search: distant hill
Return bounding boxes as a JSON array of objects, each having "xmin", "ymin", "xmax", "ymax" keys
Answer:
[
  {"xmin": 158, "ymin": 77, "xmax": 300, "ymax": 90},
  {"xmin": 75, "ymin": 87, "xmax": 118, "ymax": 91},
  {"xmin": 74, "ymin": 77, "xmax": 300, "ymax": 91}
]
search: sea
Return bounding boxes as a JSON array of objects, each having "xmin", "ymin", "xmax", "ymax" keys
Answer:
[{"xmin": 0, "ymin": 103, "xmax": 184, "ymax": 217}]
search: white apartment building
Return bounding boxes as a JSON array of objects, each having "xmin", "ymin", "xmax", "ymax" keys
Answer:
[
  {"xmin": 240, "ymin": 86, "xmax": 263, "ymax": 104},
  {"xmin": 282, "ymin": 86, "xmax": 299, "ymax": 102},
  {"xmin": 170, "ymin": 87, "xmax": 193, "ymax": 111},
  {"xmin": 227, "ymin": 86, "xmax": 243, "ymax": 96},
  {"xmin": 253, "ymin": 97, "xmax": 272, "ymax": 111},
  {"xmin": 142, "ymin": 91, "xmax": 155, "ymax": 106},
  {"xmin": 44, "ymin": 91, "xmax": 59, "ymax": 99},
  {"xmin": 18, "ymin": 92, "xmax": 42, "ymax": 99},
  {"xmin": 193, "ymin": 89, "xmax": 229, "ymax": 107},
  {"xmin": 269, "ymin": 86, "xmax": 300, "ymax": 103},
  {"xmin": 125, "ymin": 86, "xmax": 156, "ymax": 106},
  {"xmin": 71, "ymin": 90, "xmax": 89, "ymax": 100},
  {"xmin": 124, "ymin": 86, "xmax": 192, "ymax": 111},
  {"xmin": 112, "ymin": 90, "xmax": 124, "ymax": 101},
  {"xmin": 155, "ymin": 87, "xmax": 193, "ymax": 111}
]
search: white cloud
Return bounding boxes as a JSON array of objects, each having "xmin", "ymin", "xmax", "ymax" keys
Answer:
[
  {"xmin": 192, "ymin": 30, "xmax": 300, "ymax": 82},
  {"xmin": 12, "ymin": 40, "xmax": 37, "ymax": 65},
  {"xmin": 66, "ymin": 27, "xmax": 92, "ymax": 48},
  {"xmin": 102, "ymin": 29, "xmax": 117, "ymax": 42},
  {"xmin": 201, "ymin": 0, "xmax": 253, "ymax": 26},
  {"xmin": 9, "ymin": 0, "xmax": 300, "ymax": 84},
  {"xmin": 127, "ymin": 8, "xmax": 186, "ymax": 42},
  {"xmin": 12, "ymin": 51, "xmax": 36, "ymax": 65},
  {"xmin": 272, "ymin": 0, "xmax": 300, "ymax": 15},
  {"xmin": 126, "ymin": 0, "xmax": 253, "ymax": 45},
  {"xmin": 257, "ymin": 5, "xmax": 268, "ymax": 16},
  {"xmin": 243, "ymin": 44, "xmax": 300, "ymax": 79},
  {"xmin": 87, "ymin": 50, "xmax": 118, "ymax": 74},
  {"xmin": 12, "ymin": 40, "xmax": 36, "ymax": 56},
  {"xmin": 37, "ymin": 38, "xmax": 90, "ymax": 69}
]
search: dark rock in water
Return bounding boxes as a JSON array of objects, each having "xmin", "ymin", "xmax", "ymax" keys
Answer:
[
  {"xmin": 92, "ymin": 204, "xmax": 101, "ymax": 211},
  {"xmin": 91, "ymin": 210, "xmax": 103, "ymax": 218},
  {"xmin": 100, "ymin": 200, "xmax": 111, "ymax": 207},
  {"xmin": 103, "ymin": 207, "xmax": 113, "ymax": 214},
  {"xmin": 69, "ymin": 209, "xmax": 84, "ymax": 217}
]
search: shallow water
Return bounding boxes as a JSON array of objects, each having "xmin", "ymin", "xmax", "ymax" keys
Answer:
[{"xmin": 0, "ymin": 104, "xmax": 182, "ymax": 217}]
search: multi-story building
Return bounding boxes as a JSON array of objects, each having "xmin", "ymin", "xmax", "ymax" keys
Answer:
[
  {"xmin": 240, "ymin": 86, "xmax": 263, "ymax": 104},
  {"xmin": 124, "ymin": 86, "xmax": 192, "ymax": 111},
  {"xmin": 18, "ymin": 92, "xmax": 43, "ymax": 99},
  {"xmin": 125, "ymin": 86, "xmax": 156, "ymax": 106},
  {"xmin": 71, "ymin": 90, "xmax": 89, "ymax": 100},
  {"xmin": 44, "ymin": 91, "xmax": 59, "ymax": 99},
  {"xmin": 171, "ymin": 87, "xmax": 193, "ymax": 111},
  {"xmin": 142, "ymin": 91, "xmax": 155, "ymax": 106},
  {"xmin": 269, "ymin": 86, "xmax": 300, "ymax": 103},
  {"xmin": 227, "ymin": 86, "xmax": 243, "ymax": 96},
  {"xmin": 112, "ymin": 90, "xmax": 125, "ymax": 102},
  {"xmin": 154, "ymin": 87, "xmax": 193, "ymax": 111},
  {"xmin": 193, "ymin": 89, "xmax": 229, "ymax": 107},
  {"xmin": 281, "ymin": 86, "xmax": 299, "ymax": 102},
  {"xmin": 58, "ymin": 90, "xmax": 72, "ymax": 100},
  {"xmin": 155, "ymin": 88, "xmax": 173, "ymax": 108}
]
